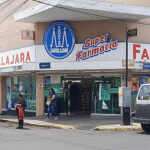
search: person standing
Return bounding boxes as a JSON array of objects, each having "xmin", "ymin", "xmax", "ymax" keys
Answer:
[
  {"xmin": 15, "ymin": 93, "xmax": 26, "ymax": 129},
  {"xmin": 46, "ymin": 88, "xmax": 58, "ymax": 120}
]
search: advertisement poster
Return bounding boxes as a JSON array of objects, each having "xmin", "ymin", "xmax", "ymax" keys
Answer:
[
  {"xmin": 6, "ymin": 77, "xmax": 11, "ymax": 109},
  {"xmin": 139, "ymin": 77, "xmax": 148, "ymax": 87},
  {"xmin": 99, "ymin": 84, "xmax": 102, "ymax": 100},
  {"xmin": 101, "ymin": 84, "xmax": 111, "ymax": 101},
  {"xmin": 131, "ymin": 77, "xmax": 139, "ymax": 93},
  {"xmin": 119, "ymin": 87, "xmax": 123, "ymax": 107},
  {"xmin": 6, "ymin": 86, "xmax": 11, "ymax": 109}
]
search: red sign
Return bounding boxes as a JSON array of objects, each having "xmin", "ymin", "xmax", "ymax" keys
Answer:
[
  {"xmin": 0, "ymin": 46, "xmax": 35, "ymax": 68},
  {"xmin": 133, "ymin": 44, "xmax": 150, "ymax": 60},
  {"xmin": 0, "ymin": 51, "xmax": 31, "ymax": 67}
]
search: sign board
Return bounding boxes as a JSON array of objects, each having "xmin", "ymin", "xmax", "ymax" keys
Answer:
[
  {"xmin": 123, "ymin": 87, "xmax": 131, "ymax": 107},
  {"xmin": 122, "ymin": 59, "xmax": 135, "ymax": 67},
  {"xmin": 76, "ymin": 33, "xmax": 118, "ymax": 61},
  {"xmin": 39, "ymin": 62, "xmax": 51, "ymax": 69},
  {"xmin": 128, "ymin": 28, "xmax": 137, "ymax": 37},
  {"xmin": 119, "ymin": 87, "xmax": 123, "ymax": 107},
  {"xmin": 143, "ymin": 63, "xmax": 150, "ymax": 70},
  {"xmin": 119, "ymin": 87, "xmax": 131, "ymax": 107},
  {"xmin": 0, "ymin": 46, "xmax": 35, "ymax": 68},
  {"xmin": 43, "ymin": 21, "xmax": 76, "ymax": 59},
  {"xmin": 21, "ymin": 30, "xmax": 35, "ymax": 40}
]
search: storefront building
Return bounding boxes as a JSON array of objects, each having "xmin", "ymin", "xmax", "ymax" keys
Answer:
[{"xmin": 1, "ymin": 0, "xmax": 150, "ymax": 116}]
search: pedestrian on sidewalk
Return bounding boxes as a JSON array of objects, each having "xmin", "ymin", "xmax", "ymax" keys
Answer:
[
  {"xmin": 15, "ymin": 93, "xmax": 26, "ymax": 129},
  {"xmin": 46, "ymin": 88, "xmax": 58, "ymax": 121}
]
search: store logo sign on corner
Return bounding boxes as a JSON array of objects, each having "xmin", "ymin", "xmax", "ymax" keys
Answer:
[
  {"xmin": 43, "ymin": 21, "xmax": 76, "ymax": 59},
  {"xmin": 76, "ymin": 33, "xmax": 119, "ymax": 61}
]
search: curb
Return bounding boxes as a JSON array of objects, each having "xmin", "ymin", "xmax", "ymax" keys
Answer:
[
  {"xmin": 93, "ymin": 123, "xmax": 142, "ymax": 131},
  {"xmin": 0, "ymin": 118, "xmax": 75, "ymax": 130},
  {"xmin": 0, "ymin": 118, "xmax": 142, "ymax": 131}
]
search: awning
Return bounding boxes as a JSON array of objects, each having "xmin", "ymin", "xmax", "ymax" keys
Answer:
[{"xmin": 14, "ymin": 0, "xmax": 150, "ymax": 22}]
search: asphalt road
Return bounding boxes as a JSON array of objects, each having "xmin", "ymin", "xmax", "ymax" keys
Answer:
[{"xmin": 0, "ymin": 122, "xmax": 149, "ymax": 150}]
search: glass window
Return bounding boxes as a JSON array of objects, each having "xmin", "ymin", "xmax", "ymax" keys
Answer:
[
  {"xmin": 138, "ymin": 85, "xmax": 150, "ymax": 100},
  {"xmin": 6, "ymin": 75, "xmax": 36, "ymax": 111}
]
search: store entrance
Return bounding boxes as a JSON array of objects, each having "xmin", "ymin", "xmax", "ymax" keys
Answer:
[
  {"xmin": 70, "ymin": 79, "xmax": 92, "ymax": 115},
  {"xmin": 70, "ymin": 83, "xmax": 81, "ymax": 113}
]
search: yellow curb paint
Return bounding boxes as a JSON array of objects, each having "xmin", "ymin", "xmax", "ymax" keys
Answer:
[
  {"xmin": 0, "ymin": 118, "xmax": 142, "ymax": 131},
  {"xmin": 94, "ymin": 125, "xmax": 142, "ymax": 131},
  {"xmin": 24, "ymin": 121, "xmax": 75, "ymax": 129},
  {"xmin": 0, "ymin": 118, "xmax": 74, "ymax": 129}
]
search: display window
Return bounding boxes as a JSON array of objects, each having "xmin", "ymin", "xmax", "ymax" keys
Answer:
[
  {"xmin": 94, "ymin": 77, "xmax": 121, "ymax": 114},
  {"xmin": 6, "ymin": 76, "xmax": 36, "ymax": 111}
]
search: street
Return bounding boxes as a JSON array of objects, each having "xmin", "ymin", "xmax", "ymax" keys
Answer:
[{"xmin": 0, "ymin": 122, "xmax": 149, "ymax": 150}]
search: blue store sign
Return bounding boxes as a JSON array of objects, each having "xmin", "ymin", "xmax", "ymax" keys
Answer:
[
  {"xmin": 39, "ymin": 62, "xmax": 51, "ymax": 69},
  {"xmin": 143, "ymin": 63, "xmax": 150, "ymax": 70},
  {"xmin": 43, "ymin": 21, "xmax": 76, "ymax": 59}
]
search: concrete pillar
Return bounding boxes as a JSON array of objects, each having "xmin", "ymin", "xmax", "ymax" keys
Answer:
[
  {"xmin": 0, "ymin": 76, "xmax": 6, "ymax": 113},
  {"xmin": 36, "ymin": 74, "xmax": 44, "ymax": 116}
]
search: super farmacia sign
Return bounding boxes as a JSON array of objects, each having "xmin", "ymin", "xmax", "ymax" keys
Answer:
[
  {"xmin": 76, "ymin": 33, "xmax": 118, "ymax": 61},
  {"xmin": 43, "ymin": 21, "xmax": 118, "ymax": 61}
]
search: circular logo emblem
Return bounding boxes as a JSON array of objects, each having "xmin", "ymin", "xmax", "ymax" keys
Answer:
[{"xmin": 43, "ymin": 21, "xmax": 76, "ymax": 59}]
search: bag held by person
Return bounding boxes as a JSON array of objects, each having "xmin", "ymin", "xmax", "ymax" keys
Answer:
[
  {"xmin": 102, "ymin": 101, "xmax": 108, "ymax": 110},
  {"xmin": 46, "ymin": 97, "xmax": 51, "ymax": 106}
]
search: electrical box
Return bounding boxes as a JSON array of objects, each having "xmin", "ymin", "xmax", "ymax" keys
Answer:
[{"xmin": 119, "ymin": 87, "xmax": 131, "ymax": 107}]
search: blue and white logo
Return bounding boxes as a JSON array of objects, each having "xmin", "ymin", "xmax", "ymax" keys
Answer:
[{"xmin": 43, "ymin": 21, "xmax": 76, "ymax": 59}]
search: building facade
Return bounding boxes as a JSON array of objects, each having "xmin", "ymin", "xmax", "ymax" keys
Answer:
[{"xmin": 0, "ymin": 0, "xmax": 150, "ymax": 116}]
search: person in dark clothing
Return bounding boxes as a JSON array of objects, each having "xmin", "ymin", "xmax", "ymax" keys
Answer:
[
  {"xmin": 15, "ymin": 93, "xmax": 26, "ymax": 129},
  {"xmin": 46, "ymin": 88, "xmax": 58, "ymax": 121}
]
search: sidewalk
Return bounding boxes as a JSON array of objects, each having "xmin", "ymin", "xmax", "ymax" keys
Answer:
[{"xmin": 0, "ymin": 114, "xmax": 142, "ymax": 131}]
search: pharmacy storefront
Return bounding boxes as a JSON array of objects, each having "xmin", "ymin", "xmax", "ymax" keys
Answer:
[
  {"xmin": 1, "ymin": 21, "xmax": 150, "ymax": 116},
  {"xmin": 39, "ymin": 21, "xmax": 150, "ymax": 115},
  {"xmin": 40, "ymin": 21, "xmax": 122, "ymax": 115},
  {"xmin": 35, "ymin": 21, "xmax": 148, "ymax": 115}
]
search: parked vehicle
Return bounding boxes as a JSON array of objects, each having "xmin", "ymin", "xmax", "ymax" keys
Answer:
[{"xmin": 134, "ymin": 83, "xmax": 150, "ymax": 132}]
